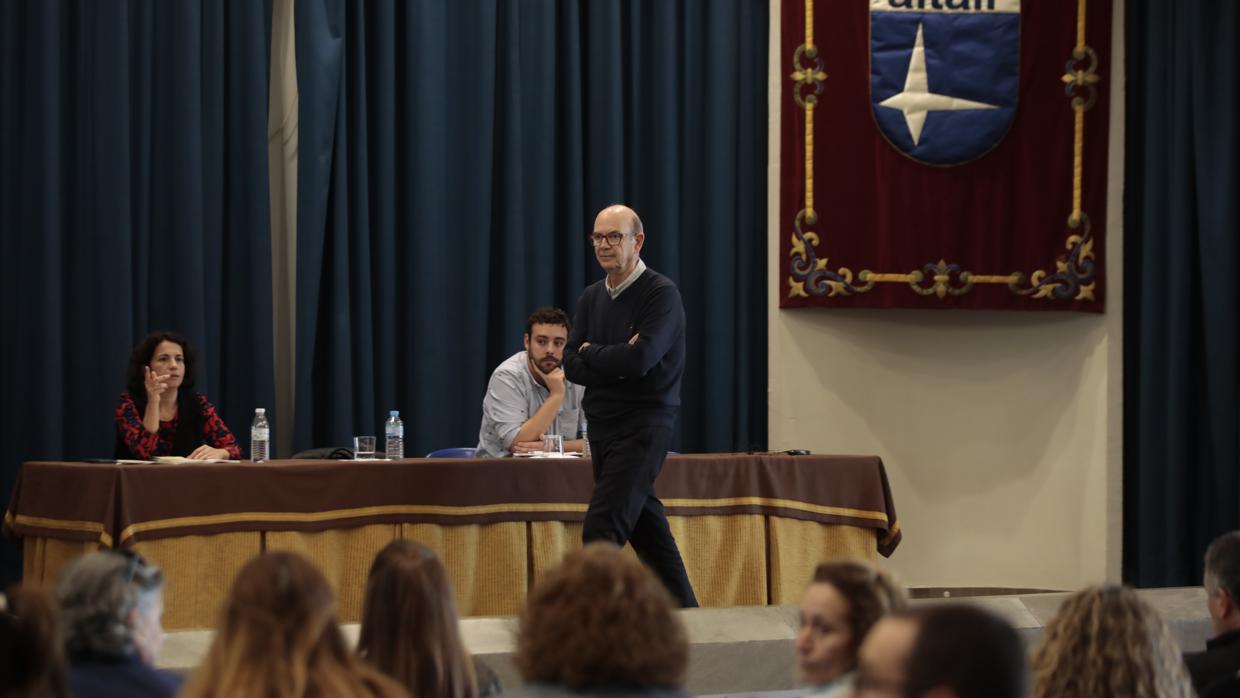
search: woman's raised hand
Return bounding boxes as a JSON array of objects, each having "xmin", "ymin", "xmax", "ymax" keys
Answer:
[{"xmin": 144, "ymin": 365, "xmax": 169, "ymax": 400}]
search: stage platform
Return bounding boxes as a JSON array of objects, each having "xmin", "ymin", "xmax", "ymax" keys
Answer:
[{"xmin": 158, "ymin": 586, "xmax": 1212, "ymax": 695}]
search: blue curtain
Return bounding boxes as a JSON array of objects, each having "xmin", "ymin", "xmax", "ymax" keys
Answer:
[
  {"xmin": 294, "ymin": 0, "xmax": 768, "ymax": 456},
  {"xmin": 1124, "ymin": 1, "xmax": 1240, "ymax": 585},
  {"xmin": 0, "ymin": 0, "xmax": 274, "ymax": 585}
]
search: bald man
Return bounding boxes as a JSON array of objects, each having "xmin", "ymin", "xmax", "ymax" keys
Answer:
[{"xmin": 562, "ymin": 204, "xmax": 697, "ymax": 607}]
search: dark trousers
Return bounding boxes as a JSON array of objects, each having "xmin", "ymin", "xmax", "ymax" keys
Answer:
[{"xmin": 582, "ymin": 424, "xmax": 698, "ymax": 607}]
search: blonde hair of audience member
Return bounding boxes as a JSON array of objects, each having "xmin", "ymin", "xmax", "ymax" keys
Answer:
[
  {"xmin": 515, "ymin": 542, "xmax": 689, "ymax": 691},
  {"xmin": 1031, "ymin": 584, "xmax": 1195, "ymax": 698},
  {"xmin": 180, "ymin": 551, "xmax": 408, "ymax": 698},
  {"xmin": 1, "ymin": 585, "xmax": 69, "ymax": 698},
  {"xmin": 358, "ymin": 540, "xmax": 480, "ymax": 698},
  {"xmin": 796, "ymin": 561, "xmax": 907, "ymax": 691}
]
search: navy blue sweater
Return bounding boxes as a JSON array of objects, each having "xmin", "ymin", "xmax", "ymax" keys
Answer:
[{"xmin": 564, "ymin": 268, "xmax": 684, "ymax": 431}]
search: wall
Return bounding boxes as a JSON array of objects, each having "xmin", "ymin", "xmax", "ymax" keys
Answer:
[{"xmin": 766, "ymin": 0, "xmax": 1125, "ymax": 589}]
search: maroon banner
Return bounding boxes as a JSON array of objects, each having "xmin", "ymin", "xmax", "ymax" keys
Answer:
[{"xmin": 780, "ymin": 0, "xmax": 1111, "ymax": 311}]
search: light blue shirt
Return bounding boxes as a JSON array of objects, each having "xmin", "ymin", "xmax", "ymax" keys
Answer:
[{"xmin": 476, "ymin": 351, "xmax": 585, "ymax": 457}]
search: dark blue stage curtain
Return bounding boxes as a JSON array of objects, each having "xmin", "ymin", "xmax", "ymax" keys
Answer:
[
  {"xmin": 294, "ymin": 0, "xmax": 769, "ymax": 456},
  {"xmin": 1124, "ymin": 0, "xmax": 1240, "ymax": 586},
  {"xmin": 0, "ymin": 1, "xmax": 274, "ymax": 585}
]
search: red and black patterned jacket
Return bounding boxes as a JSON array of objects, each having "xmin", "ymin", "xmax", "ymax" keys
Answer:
[{"xmin": 114, "ymin": 392, "xmax": 241, "ymax": 460}]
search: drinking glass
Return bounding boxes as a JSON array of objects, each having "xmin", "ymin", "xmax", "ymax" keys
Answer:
[{"xmin": 353, "ymin": 436, "xmax": 377, "ymax": 460}]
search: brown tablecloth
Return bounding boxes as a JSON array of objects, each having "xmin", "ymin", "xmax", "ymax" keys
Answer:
[{"xmin": 4, "ymin": 453, "xmax": 901, "ymax": 556}]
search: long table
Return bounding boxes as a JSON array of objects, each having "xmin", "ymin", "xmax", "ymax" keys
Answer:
[{"xmin": 4, "ymin": 453, "xmax": 901, "ymax": 629}]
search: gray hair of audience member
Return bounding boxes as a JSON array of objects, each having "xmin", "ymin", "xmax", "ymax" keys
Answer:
[
  {"xmin": 1205, "ymin": 531, "xmax": 1240, "ymax": 600},
  {"xmin": 56, "ymin": 550, "xmax": 164, "ymax": 658},
  {"xmin": 904, "ymin": 603, "xmax": 1028, "ymax": 698}
]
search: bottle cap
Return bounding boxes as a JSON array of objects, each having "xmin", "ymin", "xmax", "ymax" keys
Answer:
[
  {"xmin": 390, "ymin": 410, "xmax": 399, "ymax": 417},
  {"xmin": 256, "ymin": 408, "xmax": 266, "ymax": 414}
]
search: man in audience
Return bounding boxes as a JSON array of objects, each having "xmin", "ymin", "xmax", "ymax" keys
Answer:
[
  {"xmin": 563, "ymin": 204, "xmax": 697, "ymax": 608},
  {"xmin": 1186, "ymin": 531, "xmax": 1240, "ymax": 695},
  {"xmin": 476, "ymin": 306, "xmax": 585, "ymax": 457},
  {"xmin": 855, "ymin": 604, "xmax": 1027, "ymax": 698}
]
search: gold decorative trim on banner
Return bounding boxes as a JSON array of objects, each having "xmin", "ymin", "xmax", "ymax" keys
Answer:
[{"xmin": 787, "ymin": 0, "xmax": 1099, "ymax": 302}]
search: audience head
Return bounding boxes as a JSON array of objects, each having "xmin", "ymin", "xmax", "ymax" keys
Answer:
[
  {"xmin": 1031, "ymin": 584, "xmax": 1193, "ymax": 698},
  {"xmin": 516, "ymin": 542, "xmax": 688, "ymax": 691},
  {"xmin": 126, "ymin": 330, "xmax": 198, "ymax": 398},
  {"xmin": 56, "ymin": 550, "xmax": 167, "ymax": 665},
  {"xmin": 358, "ymin": 539, "xmax": 478, "ymax": 698},
  {"xmin": 1204, "ymin": 530, "xmax": 1240, "ymax": 635},
  {"xmin": 1, "ymin": 585, "xmax": 69, "ymax": 698},
  {"xmin": 181, "ymin": 551, "xmax": 405, "ymax": 698},
  {"xmin": 796, "ymin": 560, "xmax": 906, "ymax": 686},
  {"xmin": 856, "ymin": 603, "xmax": 1027, "ymax": 698}
]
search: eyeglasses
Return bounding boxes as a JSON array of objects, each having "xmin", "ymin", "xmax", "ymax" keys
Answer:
[
  {"xmin": 116, "ymin": 549, "xmax": 147, "ymax": 585},
  {"xmin": 587, "ymin": 231, "xmax": 631, "ymax": 247}
]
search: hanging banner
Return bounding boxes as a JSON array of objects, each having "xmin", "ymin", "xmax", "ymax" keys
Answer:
[{"xmin": 780, "ymin": 0, "xmax": 1111, "ymax": 311}]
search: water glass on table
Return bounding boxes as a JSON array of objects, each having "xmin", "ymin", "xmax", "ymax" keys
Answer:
[
  {"xmin": 542, "ymin": 434, "xmax": 564, "ymax": 457},
  {"xmin": 353, "ymin": 435, "xmax": 377, "ymax": 460}
]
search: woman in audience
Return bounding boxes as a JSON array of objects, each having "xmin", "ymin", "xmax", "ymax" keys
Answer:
[
  {"xmin": 114, "ymin": 330, "xmax": 241, "ymax": 460},
  {"xmin": 358, "ymin": 540, "xmax": 499, "ymax": 698},
  {"xmin": 180, "ymin": 550, "xmax": 407, "ymax": 698},
  {"xmin": 510, "ymin": 542, "xmax": 689, "ymax": 698},
  {"xmin": 1, "ymin": 585, "xmax": 68, "ymax": 698},
  {"xmin": 56, "ymin": 550, "xmax": 179, "ymax": 698},
  {"xmin": 796, "ymin": 560, "xmax": 907, "ymax": 698},
  {"xmin": 1031, "ymin": 584, "xmax": 1195, "ymax": 698}
]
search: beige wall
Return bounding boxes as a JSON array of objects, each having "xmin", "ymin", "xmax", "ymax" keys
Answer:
[{"xmin": 766, "ymin": 0, "xmax": 1125, "ymax": 589}]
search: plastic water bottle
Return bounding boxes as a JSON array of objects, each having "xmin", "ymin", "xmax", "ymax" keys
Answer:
[
  {"xmin": 580, "ymin": 420, "xmax": 590, "ymax": 458},
  {"xmin": 385, "ymin": 410, "xmax": 404, "ymax": 460},
  {"xmin": 251, "ymin": 408, "xmax": 270, "ymax": 463}
]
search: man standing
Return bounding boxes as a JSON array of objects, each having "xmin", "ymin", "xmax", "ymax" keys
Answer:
[
  {"xmin": 1186, "ymin": 531, "xmax": 1240, "ymax": 696},
  {"xmin": 563, "ymin": 204, "xmax": 697, "ymax": 607},
  {"xmin": 476, "ymin": 307, "xmax": 586, "ymax": 458}
]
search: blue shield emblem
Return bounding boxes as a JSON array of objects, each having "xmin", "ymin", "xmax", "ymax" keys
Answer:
[{"xmin": 870, "ymin": 0, "xmax": 1020, "ymax": 165}]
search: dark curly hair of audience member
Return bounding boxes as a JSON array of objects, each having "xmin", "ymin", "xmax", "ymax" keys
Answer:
[
  {"xmin": 515, "ymin": 543, "xmax": 688, "ymax": 691},
  {"xmin": 358, "ymin": 540, "xmax": 486, "ymax": 698},
  {"xmin": 179, "ymin": 551, "xmax": 407, "ymax": 698},
  {"xmin": 1031, "ymin": 584, "xmax": 1194, "ymax": 698},
  {"xmin": 1, "ymin": 585, "xmax": 69, "ymax": 698}
]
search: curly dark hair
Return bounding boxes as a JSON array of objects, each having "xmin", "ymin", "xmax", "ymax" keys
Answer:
[
  {"xmin": 525, "ymin": 307, "xmax": 570, "ymax": 337},
  {"xmin": 810, "ymin": 560, "xmax": 907, "ymax": 658},
  {"xmin": 125, "ymin": 330, "xmax": 198, "ymax": 401},
  {"xmin": 516, "ymin": 543, "xmax": 688, "ymax": 691}
]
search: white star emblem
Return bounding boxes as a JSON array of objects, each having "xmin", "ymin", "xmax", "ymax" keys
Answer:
[{"xmin": 879, "ymin": 22, "xmax": 998, "ymax": 146}]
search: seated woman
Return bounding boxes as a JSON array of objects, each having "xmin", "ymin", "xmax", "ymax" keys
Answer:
[
  {"xmin": 56, "ymin": 551, "xmax": 179, "ymax": 698},
  {"xmin": 180, "ymin": 551, "xmax": 407, "ymax": 698},
  {"xmin": 796, "ymin": 560, "xmax": 907, "ymax": 698},
  {"xmin": 510, "ymin": 543, "xmax": 689, "ymax": 698},
  {"xmin": 1031, "ymin": 584, "xmax": 1195, "ymax": 698},
  {"xmin": 358, "ymin": 540, "xmax": 500, "ymax": 698},
  {"xmin": 114, "ymin": 331, "xmax": 240, "ymax": 461}
]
